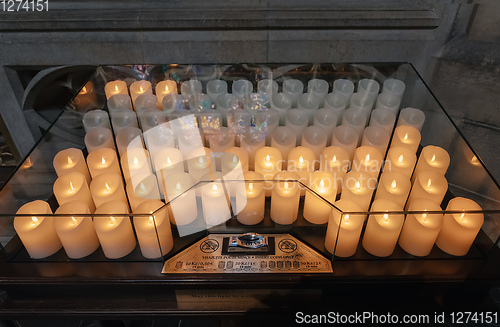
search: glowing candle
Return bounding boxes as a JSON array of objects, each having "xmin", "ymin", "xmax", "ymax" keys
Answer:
[
  {"xmin": 303, "ymin": 171, "xmax": 337, "ymax": 224},
  {"xmin": 116, "ymin": 126, "xmax": 145, "ymax": 157},
  {"xmin": 86, "ymin": 148, "xmax": 121, "ymax": 179},
  {"xmin": 254, "ymin": 147, "xmax": 282, "ymax": 196},
  {"xmin": 435, "ymin": 197, "xmax": 484, "ymax": 256},
  {"xmin": 288, "ymin": 146, "xmax": 315, "ymax": 195},
  {"xmin": 53, "ymin": 148, "xmax": 91, "ymax": 184},
  {"xmin": 362, "ymin": 199, "xmax": 404, "ymax": 257},
  {"xmin": 397, "ymin": 107, "xmax": 425, "ymax": 132},
  {"xmin": 84, "ymin": 127, "xmax": 115, "ymax": 153},
  {"xmin": 90, "ymin": 173, "xmax": 128, "ymax": 208},
  {"xmin": 93, "ymin": 200, "xmax": 136, "ymax": 259},
  {"xmin": 53, "ymin": 172, "xmax": 95, "ymax": 212},
  {"xmin": 301, "ymin": 126, "xmax": 328, "ymax": 166},
  {"xmin": 73, "ymin": 81, "xmax": 98, "ymax": 112},
  {"xmin": 154, "ymin": 147, "xmax": 184, "ymax": 178},
  {"xmin": 162, "ymin": 172, "xmax": 198, "ymax": 226},
  {"xmin": 406, "ymin": 170, "xmax": 448, "ymax": 209},
  {"xmin": 324, "ymin": 199, "xmax": 364, "ymax": 257},
  {"xmin": 155, "ymin": 80, "xmax": 178, "ymax": 108},
  {"xmin": 120, "ymin": 148, "xmax": 153, "ymax": 185},
  {"xmin": 384, "ymin": 146, "xmax": 417, "ymax": 178},
  {"xmin": 320, "ymin": 146, "xmax": 350, "ymax": 176},
  {"xmin": 126, "ymin": 174, "xmax": 161, "ymax": 211},
  {"xmin": 133, "ymin": 200, "xmax": 174, "ymax": 259},
  {"xmin": 222, "ymin": 147, "xmax": 249, "ymax": 174},
  {"xmin": 186, "ymin": 147, "xmax": 212, "ymax": 183},
  {"xmin": 285, "ymin": 109, "xmax": 309, "ymax": 146},
  {"xmin": 54, "ymin": 201, "xmax": 100, "ymax": 259},
  {"xmin": 398, "ymin": 198, "xmax": 443, "ymax": 257},
  {"xmin": 374, "ymin": 171, "xmax": 411, "ymax": 208},
  {"xmin": 236, "ymin": 171, "xmax": 265, "ymax": 225},
  {"xmin": 239, "ymin": 132, "xmax": 266, "ymax": 171},
  {"xmin": 390, "ymin": 125, "xmax": 421, "ymax": 153},
  {"xmin": 130, "ymin": 80, "xmax": 152, "ymax": 108},
  {"xmin": 201, "ymin": 181, "xmax": 231, "ymax": 227},
  {"xmin": 82, "ymin": 110, "xmax": 111, "ymax": 132},
  {"xmin": 331, "ymin": 125, "xmax": 358, "ymax": 161},
  {"xmin": 14, "ymin": 200, "xmax": 62, "ymax": 259},
  {"xmin": 412, "ymin": 145, "xmax": 450, "ymax": 181},
  {"xmin": 270, "ymin": 171, "xmax": 301, "ymax": 225},
  {"xmin": 105, "ymin": 80, "xmax": 128, "ymax": 100},
  {"xmin": 340, "ymin": 171, "xmax": 375, "ymax": 211},
  {"xmin": 361, "ymin": 125, "xmax": 390, "ymax": 156},
  {"xmin": 351, "ymin": 146, "xmax": 383, "ymax": 179},
  {"xmin": 270, "ymin": 126, "xmax": 296, "ymax": 169}
]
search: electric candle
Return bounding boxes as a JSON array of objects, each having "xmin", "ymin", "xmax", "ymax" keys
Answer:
[
  {"xmin": 358, "ymin": 78, "xmax": 380, "ymax": 100},
  {"xmin": 384, "ymin": 147, "xmax": 417, "ymax": 178},
  {"xmin": 382, "ymin": 78, "xmax": 406, "ymax": 100},
  {"xmin": 254, "ymin": 146, "xmax": 283, "ymax": 196},
  {"xmin": 332, "ymin": 79, "xmax": 354, "ymax": 103},
  {"xmin": 155, "ymin": 80, "xmax": 177, "ymax": 107},
  {"xmin": 84, "ymin": 127, "xmax": 115, "ymax": 153},
  {"xmin": 232, "ymin": 79, "xmax": 253, "ymax": 102},
  {"xmin": 406, "ymin": 170, "xmax": 448, "ymax": 209},
  {"xmin": 390, "ymin": 125, "xmax": 421, "ymax": 153},
  {"xmin": 222, "ymin": 147, "xmax": 249, "ymax": 174},
  {"xmin": 154, "ymin": 147, "xmax": 184, "ymax": 175},
  {"xmin": 93, "ymin": 200, "xmax": 136, "ymax": 259},
  {"xmin": 201, "ymin": 180, "xmax": 231, "ymax": 227},
  {"xmin": 126, "ymin": 174, "xmax": 161, "ymax": 211},
  {"xmin": 14, "ymin": 200, "xmax": 62, "ymax": 259},
  {"xmin": 374, "ymin": 171, "xmax": 411, "ymax": 208},
  {"xmin": 143, "ymin": 123, "xmax": 176, "ymax": 164},
  {"xmin": 435, "ymin": 197, "xmax": 484, "ymax": 256},
  {"xmin": 207, "ymin": 128, "xmax": 235, "ymax": 170},
  {"xmin": 351, "ymin": 146, "xmax": 383, "ymax": 179},
  {"xmin": 301, "ymin": 126, "xmax": 328, "ymax": 167},
  {"xmin": 270, "ymin": 93, "xmax": 293, "ymax": 125},
  {"xmin": 412, "ymin": 145, "xmax": 450, "ymax": 181},
  {"xmin": 162, "ymin": 172, "xmax": 198, "ymax": 226},
  {"xmin": 83, "ymin": 110, "xmax": 111, "ymax": 132},
  {"xmin": 322, "ymin": 93, "xmax": 347, "ymax": 125},
  {"xmin": 53, "ymin": 148, "xmax": 91, "ymax": 184},
  {"xmin": 369, "ymin": 107, "xmax": 396, "ymax": 133},
  {"xmin": 303, "ymin": 171, "xmax": 337, "ymax": 224},
  {"xmin": 105, "ymin": 80, "xmax": 128, "ymax": 100},
  {"xmin": 90, "ymin": 173, "xmax": 128, "ymax": 208},
  {"xmin": 107, "ymin": 94, "xmax": 133, "ymax": 114},
  {"xmin": 341, "ymin": 108, "xmax": 367, "ymax": 143},
  {"xmin": 331, "ymin": 125, "xmax": 358, "ymax": 161},
  {"xmin": 73, "ymin": 81, "xmax": 98, "ymax": 112},
  {"xmin": 133, "ymin": 200, "xmax": 174, "ymax": 259},
  {"xmin": 86, "ymin": 148, "xmax": 121, "ymax": 179},
  {"xmin": 116, "ymin": 127, "xmax": 145, "ymax": 157},
  {"xmin": 197, "ymin": 111, "xmax": 222, "ymax": 139},
  {"xmin": 53, "ymin": 172, "xmax": 95, "ymax": 212},
  {"xmin": 257, "ymin": 79, "xmax": 278, "ymax": 95},
  {"xmin": 307, "ymin": 79, "xmax": 329, "ymax": 105},
  {"xmin": 285, "ymin": 109, "xmax": 309, "ymax": 146},
  {"xmin": 271, "ymin": 126, "xmax": 296, "ymax": 169},
  {"xmin": 251, "ymin": 109, "xmax": 280, "ymax": 145},
  {"xmin": 288, "ymin": 146, "xmax": 316, "ymax": 195},
  {"xmin": 244, "ymin": 92, "xmax": 267, "ymax": 111},
  {"xmin": 207, "ymin": 80, "xmax": 228, "ymax": 103},
  {"xmin": 361, "ymin": 125, "xmax": 391, "ymax": 156},
  {"xmin": 320, "ymin": 146, "xmax": 350, "ymax": 176},
  {"xmin": 236, "ymin": 171, "xmax": 265, "ymax": 225},
  {"xmin": 297, "ymin": 93, "xmax": 321, "ymax": 124},
  {"xmin": 139, "ymin": 109, "xmax": 168, "ymax": 132},
  {"xmin": 270, "ymin": 171, "xmax": 301, "ymax": 225},
  {"xmin": 397, "ymin": 107, "xmax": 426, "ymax": 132},
  {"xmin": 324, "ymin": 199, "xmax": 364, "ymax": 257},
  {"xmin": 340, "ymin": 171, "xmax": 375, "ymax": 211},
  {"xmin": 120, "ymin": 148, "xmax": 153, "ymax": 184},
  {"xmin": 362, "ymin": 199, "xmax": 404, "ymax": 257},
  {"xmin": 375, "ymin": 93, "xmax": 401, "ymax": 116},
  {"xmin": 162, "ymin": 93, "xmax": 184, "ymax": 113},
  {"xmin": 282, "ymin": 78, "xmax": 304, "ymax": 108},
  {"xmin": 181, "ymin": 80, "xmax": 202, "ymax": 99},
  {"xmin": 186, "ymin": 147, "xmax": 212, "ymax": 183},
  {"xmin": 349, "ymin": 93, "xmax": 374, "ymax": 121},
  {"xmin": 54, "ymin": 201, "xmax": 99, "ymax": 259},
  {"xmin": 189, "ymin": 93, "xmax": 212, "ymax": 112},
  {"xmin": 398, "ymin": 198, "xmax": 443, "ymax": 257},
  {"xmin": 313, "ymin": 108, "xmax": 339, "ymax": 146},
  {"xmin": 130, "ymin": 80, "xmax": 153, "ymax": 108},
  {"xmin": 239, "ymin": 132, "xmax": 266, "ymax": 171},
  {"xmin": 111, "ymin": 109, "xmax": 139, "ymax": 135},
  {"xmin": 216, "ymin": 93, "xmax": 240, "ymax": 126}
]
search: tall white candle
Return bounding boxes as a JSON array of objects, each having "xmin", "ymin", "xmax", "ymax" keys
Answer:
[
  {"xmin": 155, "ymin": 80, "xmax": 178, "ymax": 108},
  {"xmin": 340, "ymin": 171, "xmax": 375, "ymax": 211},
  {"xmin": 257, "ymin": 79, "xmax": 278, "ymax": 96},
  {"xmin": 361, "ymin": 126, "xmax": 390, "ymax": 156},
  {"xmin": 285, "ymin": 109, "xmax": 309, "ymax": 145},
  {"xmin": 301, "ymin": 126, "xmax": 328, "ymax": 166},
  {"xmin": 162, "ymin": 93, "xmax": 184, "ymax": 112},
  {"xmin": 53, "ymin": 148, "xmax": 91, "ymax": 184},
  {"xmin": 201, "ymin": 180, "xmax": 231, "ymax": 227},
  {"xmin": 390, "ymin": 125, "xmax": 421, "ymax": 153},
  {"xmin": 270, "ymin": 126, "xmax": 296, "ymax": 170},
  {"xmin": 143, "ymin": 123, "xmax": 176, "ymax": 163},
  {"xmin": 84, "ymin": 127, "xmax": 115, "ymax": 153},
  {"xmin": 83, "ymin": 110, "xmax": 111, "ymax": 132},
  {"xmin": 86, "ymin": 148, "xmax": 121, "ymax": 179},
  {"xmin": 222, "ymin": 147, "xmax": 249, "ymax": 174},
  {"xmin": 412, "ymin": 145, "xmax": 450, "ymax": 181},
  {"xmin": 188, "ymin": 93, "xmax": 213, "ymax": 112},
  {"xmin": 53, "ymin": 172, "xmax": 95, "ymax": 212},
  {"xmin": 406, "ymin": 170, "xmax": 448, "ymax": 209},
  {"xmin": 357, "ymin": 78, "xmax": 380, "ymax": 100},
  {"xmin": 216, "ymin": 93, "xmax": 240, "ymax": 126},
  {"xmin": 254, "ymin": 146, "xmax": 282, "ymax": 196},
  {"xmin": 251, "ymin": 109, "xmax": 280, "ymax": 145},
  {"xmin": 232, "ymin": 79, "xmax": 253, "ymax": 101},
  {"xmin": 351, "ymin": 146, "xmax": 383, "ymax": 179},
  {"xmin": 126, "ymin": 174, "xmax": 161, "ymax": 211},
  {"xmin": 90, "ymin": 173, "xmax": 128, "ymax": 208},
  {"xmin": 162, "ymin": 172, "xmax": 198, "ymax": 226},
  {"xmin": 105, "ymin": 80, "xmax": 129, "ymax": 100},
  {"xmin": 374, "ymin": 171, "xmax": 411, "ymax": 208},
  {"xmin": 331, "ymin": 125, "xmax": 358, "ymax": 161},
  {"xmin": 303, "ymin": 171, "xmax": 337, "ymax": 224},
  {"xmin": 139, "ymin": 109, "xmax": 167, "ymax": 131},
  {"xmin": 130, "ymin": 80, "xmax": 153, "ymax": 108},
  {"xmin": 397, "ymin": 107, "xmax": 426, "ymax": 132},
  {"xmin": 349, "ymin": 93, "xmax": 374, "ymax": 121},
  {"xmin": 270, "ymin": 171, "xmax": 301, "ymax": 225},
  {"xmin": 236, "ymin": 171, "xmax": 265, "ymax": 225},
  {"xmin": 384, "ymin": 146, "xmax": 416, "ymax": 178},
  {"xmin": 207, "ymin": 128, "xmax": 235, "ymax": 170}
]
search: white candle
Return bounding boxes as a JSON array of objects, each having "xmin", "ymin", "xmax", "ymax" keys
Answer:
[
  {"xmin": 83, "ymin": 110, "xmax": 111, "ymax": 132},
  {"xmin": 397, "ymin": 107, "xmax": 426, "ymax": 132},
  {"xmin": 116, "ymin": 127, "xmax": 145, "ymax": 157},
  {"xmin": 94, "ymin": 200, "xmax": 136, "ymax": 259},
  {"xmin": 162, "ymin": 93, "xmax": 184, "ymax": 112},
  {"xmin": 406, "ymin": 170, "xmax": 448, "ymax": 209},
  {"xmin": 107, "ymin": 94, "xmax": 133, "ymax": 114},
  {"xmin": 105, "ymin": 80, "xmax": 128, "ymax": 100},
  {"xmin": 398, "ymin": 198, "xmax": 443, "ymax": 257},
  {"xmin": 357, "ymin": 78, "xmax": 380, "ymax": 100},
  {"xmin": 301, "ymin": 126, "xmax": 327, "ymax": 167},
  {"xmin": 186, "ymin": 147, "xmax": 212, "ymax": 183},
  {"xmin": 207, "ymin": 80, "xmax": 228, "ymax": 103},
  {"xmin": 216, "ymin": 93, "xmax": 240, "ymax": 126},
  {"xmin": 14, "ymin": 200, "xmax": 62, "ymax": 259},
  {"xmin": 222, "ymin": 147, "xmax": 249, "ymax": 174},
  {"xmin": 181, "ymin": 80, "xmax": 203, "ymax": 99},
  {"xmin": 313, "ymin": 108, "xmax": 339, "ymax": 146},
  {"xmin": 390, "ymin": 125, "xmax": 421, "ymax": 153},
  {"xmin": 201, "ymin": 180, "xmax": 231, "ymax": 227},
  {"xmin": 270, "ymin": 93, "xmax": 293, "ymax": 125},
  {"xmin": 412, "ymin": 145, "xmax": 450, "ymax": 181},
  {"xmin": 90, "ymin": 172, "xmax": 128, "ymax": 208},
  {"xmin": 351, "ymin": 146, "xmax": 383, "ymax": 179},
  {"xmin": 331, "ymin": 125, "xmax": 358, "ymax": 161},
  {"xmin": 54, "ymin": 201, "xmax": 100, "ymax": 259},
  {"xmin": 349, "ymin": 93, "xmax": 374, "ymax": 121},
  {"xmin": 53, "ymin": 172, "xmax": 95, "ymax": 212},
  {"xmin": 251, "ymin": 109, "xmax": 280, "ymax": 145},
  {"xmin": 139, "ymin": 109, "xmax": 167, "ymax": 132},
  {"xmin": 384, "ymin": 146, "xmax": 417, "ymax": 178},
  {"xmin": 207, "ymin": 128, "xmax": 235, "ymax": 170},
  {"xmin": 322, "ymin": 93, "xmax": 347, "ymax": 125},
  {"xmin": 126, "ymin": 174, "xmax": 161, "ymax": 211},
  {"xmin": 435, "ymin": 197, "xmax": 484, "ymax": 256},
  {"xmin": 332, "ymin": 79, "xmax": 354, "ymax": 103},
  {"xmin": 361, "ymin": 125, "xmax": 391, "ymax": 156},
  {"xmin": 375, "ymin": 93, "xmax": 401, "ymax": 116},
  {"xmin": 369, "ymin": 107, "xmax": 396, "ymax": 134},
  {"xmin": 135, "ymin": 92, "xmax": 160, "ymax": 115},
  {"xmin": 155, "ymin": 80, "xmax": 178, "ymax": 108},
  {"xmin": 154, "ymin": 147, "xmax": 184, "ymax": 175},
  {"xmin": 307, "ymin": 79, "xmax": 329, "ymax": 105},
  {"xmin": 130, "ymin": 80, "xmax": 153, "ymax": 108},
  {"xmin": 340, "ymin": 171, "xmax": 375, "ymax": 211},
  {"xmin": 53, "ymin": 148, "xmax": 91, "ymax": 184},
  {"xmin": 162, "ymin": 172, "xmax": 198, "ymax": 226},
  {"xmin": 143, "ymin": 123, "xmax": 176, "ymax": 163},
  {"xmin": 374, "ymin": 171, "xmax": 411, "ymax": 208},
  {"xmin": 133, "ymin": 200, "xmax": 174, "ymax": 259},
  {"xmin": 111, "ymin": 109, "xmax": 139, "ymax": 135},
  {"xmin": 303, "ymin": 171, "xmax": 337, "ymax": 224},
  {"xmin": 236, "ymin": 171, "xmax": 265, "ymax": 225},
  {"xmin": 285, "ymin": 108, "xmax": 309, "ymax": 146},
  {"xmin": 198, "ymin": 111, "xmax": 222, "ymax": 137},
  {"xmin": 84, "ymin": 127, "xmax": 115, "ymax": 153},
  {"xmin": 324, "ymin": 199, "xmax": 364, "ymax": 257},
  {"xmin": 362, "ymin": 199, "xmax": 404, "ymax": 257},
  {"xmin": 188, "ymin": 93, "xmax": 213, "ymax": 112},
  {"xmin": 86, "ymin": 148, "xmax": 121, "ymax": 179},
  {"xmin": 232, "ymin": 79, "xmax": 253, "ymax": 100},
  {"xmin": 282, "ymin": 78, "xmax": 304, "ymax": 108},
  {"xmin": 341, "ymin": 108, "xmax": 367, "ymax": 143},
  {"xmin": 270, "ymin": 126, "xmax": 296, "ymax": 169},
  {"xmin": 254, "ymin": 146, "xmax": 282, "ymax": 196},
  {"xmin": 257, "ymin": 79, "xmax": 278, "ymax": 95},
  {"xmin": 288, "ymin": 146, "xmax": 316, "ymax": 195},
  {"xmin": 239, "ymin": 132, "xmax": 266, "ymax": 171},
  {"xmin": 297, "ymin": 93, "xmax": 321, "ymax": 124},
  {"xmin": 120, "ymin": 148, "xmax": 153, "ymax": 185},
  {"xmin": 270, "ymin": 171, "xmax": 301, "ymax": 225},
  {"xmin": 320, "ymin": 146, "xmax": 350, "ymax": 176},
  {"xmin": 382, "ymin": 78, "xmax": 405, "ymax": 100}
]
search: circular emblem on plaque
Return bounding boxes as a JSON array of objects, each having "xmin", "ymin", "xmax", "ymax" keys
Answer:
[
  {"xmin": 278, "ymin": 239, "xmax": 298, "ymax": 253},
  {"xmin": 200, "ymin": 239, "xmax": 220, "ymax": 253}
]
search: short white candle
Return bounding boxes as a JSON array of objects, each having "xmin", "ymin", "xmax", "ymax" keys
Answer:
[
  {"xmin": 390, "ymin": 125, "xmax": 421, "ymax": 153},
  {"xmin": 14, "ymin": 200, "xmax": 62, "ymax": 259},
  {"xmin": 162, "ymin": 93, "xmax": 184, "ymax": 112},
  {"xmin": 362, "ymin": 199, "xmax": 404, "ymax": 257},
  {"xmin": 285, "ymin": 108, "xmax": 309, "ymax": 146},
  {"xmin": 412, "ymin": 145, "xmax": 450, "ymax": 181},
  {"xmin": 236, "ymin": 171, "xmax": 265, "ymax": 225},
  {"xmin": 54, "ymin": 201, "xmax": 100, "ymax": 259},
  {"xmin": 320, "ymin": 146, "xmax": 350, "ymax": 176},
  {"xmin": 155, "ymin": 80, "xmax": 178, "ymax": 108},
  {"xmin": 90, "ymin": 172, "xmax": 128, "ymax": 208},
  {"xmin": 186, "ymin": 147, "xmax": 212, "ymax": 183},
  {"xmin": 54, "ymin": 172, "xmax": 95, "ymax": 212},
  {"xmin": 435, "ymin": 197, "xmax": 484, "ymax": 256},
  {"xmin": 301, "ymin": 126, "xmax": 327, "ymax": 166},
  {"xmin": 349, "ymin": 93, "xmax": 374, "ymax": 121},
  {"xmin": 115, "ymin": 126, "xmax": 145, "ymax": 157},
  {"xmin": 257, "ymin": 79, "xmax": 278, "ymax": 96},
  {"xmin": 282, "ymin": 78, "xmax": 304, "ymax": 108},
  {"xmin": 351, "ymin": 146, "xmax": 383, "ymax": 179},
  {"xmin": 313, "ymin": 108, "xmax": 338, "ymax": 146},
  {"xmin": 303, "ymin": 171, "xmax": 337, "ymax": 224},
  {"xmin": 382, "ymin": 78, "xmax": 405, "ymax": 100},
  {"xmin": 188, "ymin": 93, "xmax": 213, "ymax": 112},
  {"xmin": 254, "ymin": 146, "xmax": 282, "ymax": 196},
  {"xmin": 86, "ymin": 148, "xmax": 121, "ymax": 179},
  {"xmin": 324, "ymin": 199, "xmax": 364, "ymax": 257},
  {"xmin": 126, "ymin": 174, "xmax": 161, "ymax": 211},
  {"xmin": 154, "ymin": 147, "xmax": 184, "ymax": 177},
  {"xmin": 361, "ymin": 125, "xmax": 390, "ymax": 156},
  {"xmin": 239, "ymin": 132, "xmax": 266, "ymax": 171},
  {"xmin": 398, "ymin": 198, "xmax": 443, "ymax": 257},
  {"xmin": 375, "ymin": 93, "xmax": 401, "ymax": 116},
  {"xmin": 130, "ymin": 80, "xmax": 153, "ymax": 108},
  {"xmin": 181, "ymin": 80, "xmax": 202, "ymax": 99},
  {"xmin": 94, "ymin": 200, "xmax": 136, "ymax": 259},
  {"xmin": 270, "ymin": 93, "xmax": 293, "ymax": 125},
  {"xmin": 143, "ymin": 123, "xmax": 176, "ymax": 164},
  {"xmin": 120, "ymin": 148, "xmax": 153, "ymax": 185},
  {"xmin": 397, "ymin": 107, "xmax": 426, "ymax": 132},
  {"xmin": 207, "ymin": 80, "xmax": 228, "ymax": 103},
  {"xmin": 374, "ymin": 171, "xmax": 411, "ymax": 208},
  {"xmin": 222, "ymin": 147, "xmax": 249, "ymax": 175},
  {"xmin": 331, "ymin": 125, "xmax": 358, "ymax": 161},
  {"xmin": 369, "ymin": 107, "xmax": 396, "ymax": 133},
  {"xmin": 83, "ymin": 110, "xmax": 111, "ymax": 132},
  {"xmin": 270, "ymin": 171, "xmax": 301, "ymax": 225},
  {"xmin": 270, "ymin": 126, "xmax": 296, "ymax": 169},
  {"xmin": 288, "ymin": 146, "xmax": 316, "ymax": 195},
  {"xmin": 340, "ymin": 171, "xmax": 375, "ymax": 211},
  {"xmin": 108, "ymin": 94, "xmax": 133, "ymax": 115},
  {"xmin": 84, "ymin": 127, "xmax": 115, "ymax": 153},
  {"xmin": 53, "ymin": 148, "xmax": 91, "ymax": 184},
  {"xmin": 201, "ymin": 181, "xmax": 231, "ymax": 227},
  {"xmin": 406, "ymin": 170, "xmax": 448, "ymax": 209},
  {"xmin": 105, "ymin": 80, "xmax": 128, "ymax": 100},
  {"xmin": 322, "ymin": 93, "xmax": 346, "ymax": 126},
  {"xmin": 133, "ymin": 200, "xmax": 174, "ymax": 259},
  {"xmin": 341, "ymin": 108, "xmax": 367, "ymax": 143},
  {"xmin": 297, "ymin": 93, "xmax": 321, "ymax": 124},
  {"xmin": 251, "ymin": 109, "xmax": 280, "ymax": 145},
  {"xmin": 162, "ymin": 172, "xmax": 198, "ymax": 226},
  {"xmin": 139, "ymin": 109, "xmax": 168, "ymax": 132},
  {"xmin": 332, "ymin": 79, "xmax": 354, "ymax": 103},
  {"xmin": 216, "ymin": 93, "xmax": 240, "ymax": 126},
  {"xmin": 307, "ymin": 79, "xmax": 329, "ymax": 105},
  {"xmin": 111, "ymin": 110, "xmax": 139, "ymax": 135},
  {"xmin": 384, "ymin": 146, "xmax": 417, "ymax": 178},
  {"xmin": 357, "ymin": 78, "xmax": 380, "ymax": 100},
  {"xmin": 232, "ymin": 79, "xmax": 253, "ymax": 100}
]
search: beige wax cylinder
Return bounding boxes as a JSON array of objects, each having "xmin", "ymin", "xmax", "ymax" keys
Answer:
[
  {"xmin": 90, "ymin": 173, "xmax": 128, "ymax": 208},
  {"xmin": 398, "ymin": 198, "xmax": 443, "ymax": 257},
  {"xmin": 126, "ymin": 174, "xmax": 161, "ymax": 211},
  {"xmin": 362, "ymin": 199, "xmax": 404, "ymax": 257},
  {"xmin": 270, "ymin": 171, "xmax": 301, "ymax": 225},
  {"xmin": 154, "ymin": 147, "xmax": 184, "ymax": 176},
  {"xmin": 240, "ymin": 133, "xmax": 266, "ymax": 171},
  {"xmin": 54, "ymin": 172, "xmax": 95, "ymax": 212},
  {"xmin": 236, "ymin": 172, "xmax": 265, "ymax": 225},
  {"xmin": 86, "ymin": 148, "xmax": 121, "ymax": 179},
  {"xmin": 351, "ymin": 146, "xmax": 383, "ymax": 179},
  {"xmin": 14, "ymin": 200, "xmax": 62, "ymax": 259},
  {"xmin": 412, "ymin": 145, "xmax": 450, "ymax": 181},
  {"xmin": 331, "ymin": 125, "xmax": 358, "ymax": 161},
  {"xmin": 105, "ymin": 80, "xmax": 129, "ymax": 100},
  {"xmin": 303, "ymin": 171, "xmax": 337, "ymax": 224},
  {"xmin": 390, "ymin": 125, "xmax": 421, "ymax": 153},
  {"xmin": 254, "ymin": 147, "xmax": 282, "ymax": 196},
  {"xmin": 301, "ymin": 126, "xmax": 328, "ymax": 165},
  {"xmin": 288, "ymin": 146, "xmax": 316, "ymax": 195},
  {"xmin": 130, "ymin": 80, "xmax": 153, "ymax": 108},
  {"xmin": 222, "ymin": 147, "xmax": 249, "ymax": 174},
  {"xmin": 186, "ymin": 147, "xmax": 212, "ymax": 183},
  {"xmin": 53, "ymin": 148, "xmax": 91, "ymax": 184},
  {"xmin": 120, "ymin": 148, "xmax": 153, "ymax": 184},
  {"xmin": 406, "ymin": 170, "xmax": 448, "ymax": 209},
  {"xmin": 340, "ymin": 171, "xmax": 375, "ymax": 211},
  {"xmin": 84, "ymin": 127, "xmax": 116, "ymax": 153},
  {"xmin": 374, "ymin": 171, "xmax": 411, "ymax": 208},
  {"xmin": 324, "ymin": 199, "xmax": 364, "ymax": 257},
  {"xmin": 271, "ymin": 126, "xmax": 296, "ymax": 169},
  {"xmin": 162, "ymin": 172, "xmax": 198, "ymax": 225},
  {"xmin": 133, "ymin": 200, "xmax": 174, "ymax": 259},
  {"xmin": 155, "ymin": 80, "xmax": 177, "ymax": 108},
  {"xmin": 54, "ymin": 201, "xmax": 100, "ymax": 259},
  {"xmin": 201, "ymin": 180, "xmax": 231, "ymax": 227},
  {"xmin": 435, "ymin": 197, "xmax": 484, "ymax": 256},
  {"xmin": 384, "ymin": 146, "xmax": 417, "ymax": 178},
  {"xmin": 320, "ymin": 146, "xmax": 350, "ymax": 176},
  {"xmin": 94, "ymin": 200, "xmax": 136, "ymax": 259}
]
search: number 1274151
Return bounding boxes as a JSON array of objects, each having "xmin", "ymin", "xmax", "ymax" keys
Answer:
[{"xmin": 2, "ymin": 0, "xmax": 48, "ymax": 11}]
